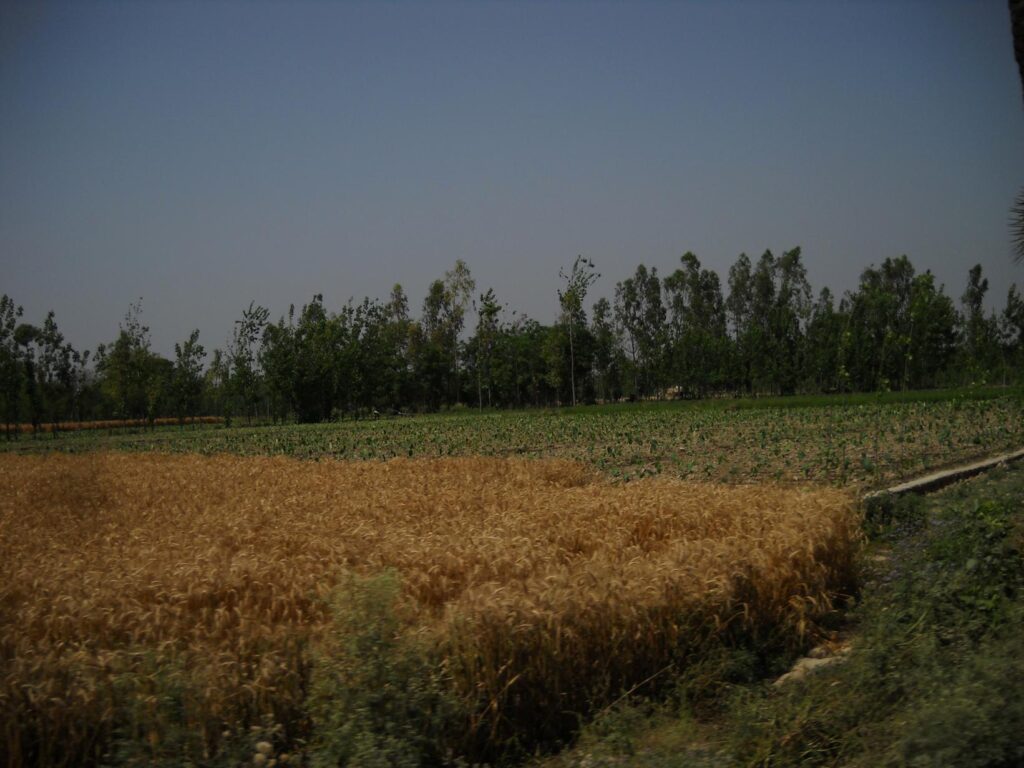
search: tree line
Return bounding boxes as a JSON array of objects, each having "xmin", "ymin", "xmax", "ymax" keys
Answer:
[{"xmin": 2, "ymin": 249, "xmax": 1023, "ymax": 433}]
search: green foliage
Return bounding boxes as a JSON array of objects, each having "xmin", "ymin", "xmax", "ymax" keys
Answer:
[
  {"xmin": 94, "ymin": 299, "xmax": 173, "ymax": 423},
  {"xmin": 100, "ymin": 653, "xmax": 288, "ymax": 768},
  {"xmin": 8, "ymin": 256, "xmax": 1024, "ymax": 425},
  {"xmin": 0, "ymin": 295, "xmax": 24, "ymax": 435},
  {"xmin": 102, "ymin": 653, "xmax": 208, "ymax": 767},
  {"xmin": 6, "ymin": 392, "xmax": 1024, "ymax": 497},
  {"xmin": 722, "ymin": 469, "xmax": 1024, "ymax": 766},
  {"xmin": 308, "ymin": 572, "xmax": 463, "ymax": 768},
  {"xmin": 559, "ymin": 256, "xmax": 599, "ymax": 406}
]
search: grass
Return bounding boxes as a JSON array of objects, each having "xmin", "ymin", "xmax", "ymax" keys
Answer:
[
  {"xmin": 541, "ymin": 462, "xmax": 1024, "ymax": 767},
  {"xmin": 0, "ymin": 452, "xmax": 859, "ymax": 766}
]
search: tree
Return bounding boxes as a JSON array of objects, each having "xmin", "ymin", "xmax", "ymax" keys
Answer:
[
  {"xmin": 204, "ymin": 349, "xmax": 232, "ymax": 423},
  {"xmin": 664, "ymin": 253, "xmax": 727, "ymax": 397},
  {"xmin": 590, "ymin": 297, "xmax": 622, "ymax": 403},
  {"xmin": 804, "ymin": 288, "xmax": 844, "ymax": 392},
  {"xmin": 614, "ymin": 264, "xmax": 663, "ymax": 398},
  {"xmin": 841, "ymin": 257, "xmax": 957, "ymax": 391},
  {"xmin": 292, "ymin": 295, "xmax": 337, "ymax": 422},
  {"xmin": 558, "ymin": 256, "xmax": 599, "ymax": 406},
  {"xmin": 772, "ymin": 247, "xmax": 812, "ymax": 395},
  {"xmin": 906, "ymin": 272, "xmax": 958, "ymax": 389},
  {"xmin": 383, "ymin": 285, "xmax": 415, "ymax": 409},
  {"xmin": 726, "ymin": 253, "xmax": 755, "ymax": 393},
  {"xmin": 261, "ymin": 310, "xmax": 297, "ymax": 423},
  {"xmin": 418, "ymin": 280, "xmax": 455, "ymax": 410},
  {"xmin": 0, "ymin": 297, "xmax": 24, "ymax": 438},
  {"xmin": 172, "ymin": 330, "xmax": 206, "ymax": 425},
  {"xmin": 228, "ymin": 302, "xmax": 270, "ymax": 423},
  {"xmin": 749, "ymin": 251, "xmax": 778, "ymax": 392},
  {"xmin": 1001, "ymin": 284, "xmax": 1024, "ymax": 381},
  {"xmin": 36, "ymin": 312, "xmax": 72, "ymax": 430},
  {"xmin": 471, "ymin": 288, "xmax": 501, "ymax": 410},
  {"xmin": 16, "ymin": 325, "xmax": 44, "ymax": 433},
  {"xmin": 95, "ymin": 299, "xmax": 155, "ymax": 421},
  {"xmin": 959, "ymin": 264, "xmax": 1000, "ymax": 383},
  {"xmin": 443, "ymin": 260, "xmax": 476, "ymax": 404},
  {"xmin": 144, "ymin": 354, "xmax": 174, "ymax": 427}
]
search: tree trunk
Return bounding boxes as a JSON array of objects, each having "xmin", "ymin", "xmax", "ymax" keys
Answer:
[{"xmin": 568, "ymin": 320, "xmax": 576, "ymax": 407}]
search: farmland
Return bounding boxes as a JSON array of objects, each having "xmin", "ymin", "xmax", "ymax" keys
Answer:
[
  {"xmin": 4, "ymin": 392, "xmax": 1023, "ymax": 491},
  {"xmin": 2, "ymin": 392, "xmax": 1022, "ymax": 765},
  {"xmin": 1, "ymin": 452, "xmax": 857, "ymax": 765}
]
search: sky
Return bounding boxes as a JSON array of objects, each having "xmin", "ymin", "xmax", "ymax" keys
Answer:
[{"xmin": 2, "ymin": 0, "xmax": 1023, "ymax": 357}]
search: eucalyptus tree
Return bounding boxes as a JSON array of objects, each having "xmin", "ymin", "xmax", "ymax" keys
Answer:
[
  {"xmin": 842, "ymin": 257, "xmax": 957, "ymax": 391},
  {"xmin": 15, "ymin": 323, "xmax": 44, "ymax": 432},
  {"xmin": 1001, "ymin": 284, "xmax": 1024, "ymax": 381},
  {"xmin": 144, "ymin": 355, "xmax": 174, "ymax": 427},
  {"xmin": 260, "ymin": 309, "xmax": 296, "ymax": 423},
  {"xmin": 443, "ymin": 260, "xmax": 476, "ymax": 404},
  {"xmin": 228, "ymin": 302, "xmax": 270, "ymax": 423},
  {"xmin": 350, "ymin": 297, "xmax": 401, "ymax": 412},
  {"xmin": 0, "ymin": 296, "xmax": 24, "ymax": 437},
  {"xmin": 726, "ymin": 253, "xmax": 755, "ymax": 392},
  {"xmin": 748, "ymin": 251, "xmax": 779, "ymax": 392},
  {"xmin": 733, "ymin": 248, "xmax": 813, "ymax": 395},
  {"xmin": 843, "ymin": 258, "xmax": 910, "ymax": 391},
  {"xmin": 418, "ymin": 280, "xmax": 456, "ymax": 409},
  {"xmin": 383, "ymin": 284, "xmax": 416, "ymax": 409},
  {"xmin": 558, "ymin": 256, "xmax": 599, "ymax": 406},
  {"xmin": 804, "ymin": 288, "xmax": 844, "ymax": 392},
  {"xmin": 959, "ymin": 264, "xmax": 1000, "ymax": 381},
  {"xmin": 67, "ymin": 347, "xmax": 91, "ymax": 422},
  {"xmin": 664, "ymin": 253, "xmax": 727, "ymax": 397},
  {"xmin": 35, "ymin": 312, "xmax": 71, "ymax": 428},
  {"xmin": 95, "ymin": 299, "xmax": 155, "ymax": 421},
  {"xmin": 905, "ymin": 272, "xmax": 958, "ymax": 389},
  {"xmin": 471, "ymin": 288, "xmax": 502, "ymax": 410},
  {"xmin": 204, "ymin": 349, "xmax": 232, "ymax": 423},
  {"xmin": 772, "ymin": 247, "xmax": 812, "ymax": 395},
  {"xmin": 614, "ymin": 263, "xmax": 662, "ymax": 398},
  {"xmin": 172, "ymin": 330, "xmax": 206, "ymax": 425},
  {"xmin": 500, "ymin": 314, "xmax": 551, "ymax": 407},
  {"xmin": 292, "ymin": 295, "xmax": 336, "ymax": 422},
  {"xmin": 590, "ymin": 297, "xmax": 622, "ymax": 403}
]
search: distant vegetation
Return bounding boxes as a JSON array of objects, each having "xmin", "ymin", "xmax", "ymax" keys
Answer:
[{"xmin": 2, "ymin": 250, "xmax": 1022, "ymax": 433}]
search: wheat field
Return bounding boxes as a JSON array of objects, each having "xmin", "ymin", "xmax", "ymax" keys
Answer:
[{"xmin": 0, "ymin": 452, "xmax": 859, "ymax": 764}]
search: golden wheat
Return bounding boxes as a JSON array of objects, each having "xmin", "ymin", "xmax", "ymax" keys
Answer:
[{"xmin": 0, "ymin": 452, "xmax": 859, "ymax": 764}]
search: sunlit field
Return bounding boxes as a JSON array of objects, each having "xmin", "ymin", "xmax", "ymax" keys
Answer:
[{"xmin": 1, "ymin": 452, "xmax": 858, "ymax": 764}]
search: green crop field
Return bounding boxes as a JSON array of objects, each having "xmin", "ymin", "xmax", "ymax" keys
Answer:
[{"xmin": 5, "ymin": 390, "xmax": 1023, "ymax": 490}]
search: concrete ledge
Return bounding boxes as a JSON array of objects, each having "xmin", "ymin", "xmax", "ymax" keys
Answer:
[{"xmin": 863, "ymin": 447, "xmax": 1024, "ymax": 502}]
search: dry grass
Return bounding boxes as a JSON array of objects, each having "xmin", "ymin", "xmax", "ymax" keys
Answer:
[{"xmin": 0, "ymin": 453, "xmax": 859, "ymax": 764}]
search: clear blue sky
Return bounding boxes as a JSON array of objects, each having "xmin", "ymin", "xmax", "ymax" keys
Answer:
[{"xmin": 2, "ymin": 0, "xmax": 1023, "ymax": 356}]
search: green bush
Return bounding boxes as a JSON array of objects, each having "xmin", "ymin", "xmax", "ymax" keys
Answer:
[
  {"xmin": 722, "ymin": 478, "xmax": 1024, "ymax": 767},
  {"xmin": 307, "ymin": 571, "xmax": 464, "ymax": 768}
]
